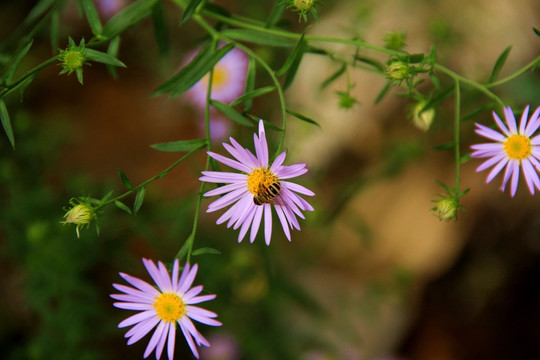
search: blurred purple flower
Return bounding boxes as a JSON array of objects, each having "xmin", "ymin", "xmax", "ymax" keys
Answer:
[
  {"xmin": 111, "ymin": 259, "xmax": 221, "ymax": 359},
  {"xmin": 200, "ymin": 120, "xmax": 315, "ymax": 244},
  {"xmin": 95, "ymin": 0, "xmax": 128, "ymax": 18},
  {"xmin": 471, "ymin": 105, "xmax": 540, "ymax": 197},
  {"xmin": 200, "ymin": 334, "xmax": 240, "ymax": 360}
]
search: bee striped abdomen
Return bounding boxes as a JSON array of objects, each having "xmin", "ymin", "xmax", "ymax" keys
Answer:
[{"xmin": 253, "ymin": 182, "xmax": 281, "ymax": 206}]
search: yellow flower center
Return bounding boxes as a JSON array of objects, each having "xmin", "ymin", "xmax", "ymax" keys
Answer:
[
  {"xmin": 202, "ymin": 65, "xmax": 228, "ymax": 89},
  {"xmin": 503, "ymin": 134, "xmax": 532, "ymax": 160},
  {"xmin": 153, "ymin": 293, "xmax": 186, "ymax": 323},
  {"xmin": 247, "ymin": 168, "xmax": 279, "ymax": 195}
]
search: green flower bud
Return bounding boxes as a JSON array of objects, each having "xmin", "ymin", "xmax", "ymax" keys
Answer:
[
  {"xmin": 58, "ymin": 38, "xmax": 88, "ymax": 84},
  {"xmin": 409, "ymin": 100, "xmax": 435, "ymax": 132},
  {"xmin": 386, "ymin": 61, "xmax": 409, "ymax": 83},
  {"xmin": 62, "ymin": 201, "xmax": 95, "ymax": 238},
  {"xmin": 434, "ymin": 198, "xmax": 458, "ymax": 221},
  {"xmin": 294, "ymin": 0, "xmax": 315, "ymax": 10},
  {"xmin": 383, "ymin": 31, "xmax": 407, "ymax": 51}
]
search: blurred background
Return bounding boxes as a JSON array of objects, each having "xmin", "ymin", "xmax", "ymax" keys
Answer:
[{"xmin": 1, "ymin": 0, "xmax": 539, "ymax": 359}]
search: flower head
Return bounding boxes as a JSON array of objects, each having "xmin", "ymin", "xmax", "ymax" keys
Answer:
[
  {"xmin": 62, "ymin": 198, "xmax": 96, "ymax": 238},
  {"xmin": 471, "ymin": 105, "xmax": 540, "ymax": 197},
  {"xmin": 111, "ymin": 259, "xmax": 221, "ymax": 360},
  {"xmin": 408, "ymin": 100, "xmax": 435, "ymax": 132},
  {"xmin": 199, "ymin": 120, "xmax": 315, "ymax": 245},
  {"xmin": 58, "ymin": 38, "xmax": 88, "ymax": 84},
  {"xmin": 185, "ymin": 45, "xmax": 248, "ymax": 109},
  {"xmin": 386, "ymin": 60, "xmax": 409, "ymax": 84}
]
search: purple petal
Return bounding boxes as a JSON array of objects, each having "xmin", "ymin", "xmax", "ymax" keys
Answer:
[
  {"xmin": 185, "ymin": 294, "xmax": 216, "ymax": 305},
  {"xmin": 119, "ymin": 273, "xmax": 160, "ymax": 297},
  {"xmin": 124, "ymin": 316, "xmax": 160, "ymax": 339},
  {"xmin": 179, "ymin": 320, "xmax": 199, "ymax": 359},
  {"xmin": 276, "ymin": 164, "xmax": 308, "ymax": 179},
  {"xmin": 118, "ymin": 309, "xmax": 156, "ymax": 328},
  {"xmin": 522, "ymin": 159, "xmax": 540, "ymax": 194},
  {"xmin": 492, "ymin": 111, "xmax": 510, "ymax": 136},
  {"xmin": 111, "ymin": 293, "xmax": 154, "ymax": 304},
  {"xmin": 114, "ymin": 302, "xmax": 153, "ymax": 311},
  {"xmin": 223, "ymin": 142, "xmax": 257, "ymax": 170},
  {"xmin": 281, "ymin": 181, "xmax": 315, "ymax": 196},
  {"xmin": 504, "ymin": 106, "xmax": 518, "ymax": 133},
  {"xmin": 142, "ymin": 259, "xmax": 172, "ymax": 293},
  {"xmin": 178, "ymin": 264, "xmax": 198, "ymax": 295},
  {"xmin": 180, "ymin": 317, "xmax": 209, "ymax": 347},
  {"xmin": 274, "ymin": 204, "xmax": 291, "ymax": 241},
  {"xmin": 187, "ymin": 307, "xmax": 222, "ymax": 327},
  {"xmin": 249, "ymin": 205, "xmax": 264, "ymax": 243},
  {"xmin": 474, "ymin": 123, "xmax": 506, "ymax": 142},
  {"xmin": 183, "ymin": 285, "xmax": 203, "ymax": 301},
  {"xmin": 167, "ymin": 323, "xmax": 176, "ymax": 360},
  {"xmin": 142, "ymin": 321, "xmax": 166, "ymax": 357},
  {"xmin": 171, "ymin": 260, "xmax": 180, "ymax": 292},
  {"xmin": 519, "ymin": 105, "xmax": 530, "ymax": 134},
  {"xmin": 175, "ymin": 263, "xmax": 191, "ymax": 293},
  {"xmin": 207, "ymin": 152, "xmax": 253, "ymax": 173},
  {"xmin": 525, "ymin": 106, "xmax": 540, "ymax": 136},
  {"xmin": 204, "ymin": 182, "xmax": 247, "ymax": 197},
  {"xmin": 207, "ymin": 188, "xmax": 248, "ymax": 213},
  {"xmin": 476, "ymin": 153, "xmax": 507, "ymax": 172},
  {"xmin": 112, "ymin": 283, "xmax": 156, "ymax": 302},
  {"xmin": 264, "ymin": 204, "xmax": 273, "ymax": 245},
  {"xmin": 154, "ymin": 322, "xmax": 169, "ymax": 360},
  {"xmin": 269, "ymin": 152, "xmax": 287, "ymax": 171},
  {"xmin": 200, "ymin": 171, "xmax": 247, "ymax": 183},
  {"xmin": 485, "ymin": 157, "xmax": 509, "ymax": 183},
  {"xmin": 509, "ymin": 160, "xmax": 520, "ymax": 197}
]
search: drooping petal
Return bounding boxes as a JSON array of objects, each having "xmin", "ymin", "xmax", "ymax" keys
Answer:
[
  {"xmin": 142, "ymin": 320, "xmax": 166, "ymax": 357},
  {"xmin": 118, "ymin": 309, "xmax": 156, "ymax": 328},
  {"xmin": 167, "ymin": 323, "xmax": 176, "ymax": 360},
  {"xmin": 264, "ymin": 204, "xmax": 273, "ymax": 245},
  {"xmin": 518, "ymin": 105, "xmax": 530, "ymax": 134},
  {"xmin": 474, "ymin": 123, "xmax": 506, "ymax": 142},
  {"xmin": 207, "ymin": 151, "xmax": 253, "ymax": 173},
  {"xmin": 485, "ymin": 157, "xmax": 509, "ymax": 183}
]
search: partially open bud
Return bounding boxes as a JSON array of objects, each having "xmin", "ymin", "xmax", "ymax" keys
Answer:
[
  {"xmin": 383, "ymin": 31, "xmax": 407, "ymax": 51},
  {"xmin": 287, "ymin": 0, "xmax": 319, "ymax": 22},
  {"xmin": 62, "ymin": 201, "xmax": 95, "ymax": 238},
  {"xmin": 409, "ymin": 100, "xmax": 435, "ymax": 131},
  {"xmin": 434, "ymin": 198, "xmax": 458, "ymax": 221},
  {"xmin": 294, "ymin": 0, "xmax": 315, "ymax": 10},
  {"xmin": 58, "ymin": 38, "xmax": 88, "ymax": 84}
]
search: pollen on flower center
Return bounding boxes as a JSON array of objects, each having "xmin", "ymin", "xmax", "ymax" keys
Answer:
[
  {"xmin": 153, "ymin": 293, "xmax": 186, "ymax": 323},
  {"xmin": 247, "ymin": 168, "xmax": 279, "ymax": 195},
  {"xmin": 504, "ymin": 134, "xmax": 532, "ymax": 160}
]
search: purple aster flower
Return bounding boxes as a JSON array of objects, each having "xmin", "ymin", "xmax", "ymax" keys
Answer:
[
  {"xmin": 111, "ymin": 259, "xmax": 221, "ymax": 360},
  {"xmin": 471, "ymin": 105, "xmax": 540, "ymax": 197},
  {"xmin": 185, "ymin": 45, "xmax": 248, "ymax": 108},
  {"xmin": 95, "ymin": 0, "xmax": 128, "ymax": 18},
  {"xmin": 199, "ymin": 120, "xmax": 315, "ymax": 244}
]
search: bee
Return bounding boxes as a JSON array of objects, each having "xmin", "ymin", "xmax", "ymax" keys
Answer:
[{"xmin": 253, "ymin": 182, "xmax": 281, "ymax": 206}]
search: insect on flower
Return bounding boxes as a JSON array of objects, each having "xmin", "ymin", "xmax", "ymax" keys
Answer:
[{"xmin": 253, "ymin": 182, "xmax": 282, "ymax": 206}]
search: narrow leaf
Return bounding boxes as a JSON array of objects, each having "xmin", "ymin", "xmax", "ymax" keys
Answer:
[
  {"xmin": 534, "ymin": 27, "xmax": 540, "ymax": 37},
  {"xmin": 85, "ymin": 48, "xmax": 126, "ymax": 67},
  {"xmin": 3, "ymin": 40, "xmax": 33, "ymax": 84},
  {"xmin": 428, "ymin": 71, "xmax": 442, "ymax": 91},
  {"xmin": 211, "ymin": 100, "xmax": 253, "ymax": 126},
  {"xmin": 460, "ymin": 153, "xmax": 471, "ymax": 164},
  {"xmin": 192, "ymin": 247, "xmax": 221, "ymax": 256},
  {"xmin": 181, "ymin": 0, "xmax": 204, "ymax": 24},
  {"xmin": 286, "ymin": 108, "xmax": 320, "ymax": 128},
  {"xmin": 230, "ymin": 86, "xmax": 275, "ymax": 106},
  {"xmin": 114, "ymin": 200, "xmax": 132, "ymax": 214},
  {"xmin": 151, "ymin": 0, "xmax": 169, "ymax": 56},
  {"xmin": 118, "ymin": 170, "xmax": 133, "ymax": 190},
  {"xmin": 25, "ymin": 0, "xmax": 55, "ymax": 25},
  {"xmin": 102, "ymin": 0, "xmax": 159, "ymax": 40},
  {"xmin": 243, "ymin": 56, "xmax": 256, "ymax": 112},
  {"xmin": 461, "ymin": 102, "xmax": 495, "ymax": 122},
  {"xmin": 266, "ymin": 2, "xmax": 286, "ymax": 28},
  {"xmin": 133, "ymin": 187, "xmax": 145, "ymax": 214},
  {"xmin": 354, "ymin": 55, "xmax": 385, "ymax": 72},
  {"xmin": 150, "ymin": 138, "xmax": 207, "ymax": 152},
  {"xmin": 175, "ymin": 234, "xmax": 193, "ymax": 263},
  {"xmin": 283, "ymin": 41, "xmax": 307, "ymax": 90},
  {"xmin": 487, "ymin": 46, "xmax": 512, "ymax": 84},
  {"xmin": 50, "ymin": 10, "xmax": 59, "ymax": 53},
  {"xmin": 220, "ymin": 29, "xmax": 294, "ymax": 47},
  {"xmin": 153, "ymin": 43, "xmax": 234, "ymax": 97},
  {"xmin": 100, "ymin": 190, "xmax": 114, "ymax": 205},
  {"xmin": 276, "ymin": 33, "xmax": 306, "ymax": 76},
  {"xmin": 422, "ymin": 86, "xmax": 454, "ymax": 111},
  {"xmin": 106, "ymin": 36, "xmax": 121, "ymax": 78},
  {"xmin": 433, "ymin": 142, "xmax": 455, "ymax": 151},
  {"xmin": 408, "ymin": 53, "xmax": 425, "ymax": 64},
  {"xmin": 320, "ymin": 63, "xmax": 346, "ymax": 89},
  {"xmin": 0, "ymin": 100, "xmax": 15, "ymax": 149},
  {"xmin": 81, "ymin": 0, "xmax": 103, "ymax": 36},
  {"xmin": 374, "ymin": 81, "xmax": 391, "ymax": 104}
]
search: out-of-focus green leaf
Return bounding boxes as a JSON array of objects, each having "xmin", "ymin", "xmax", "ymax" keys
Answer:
[
  {"xmin": 114, "ymin": 200, "xmax": 132, "ymax": 214},
  {"xmin": 408, "ymin": 53, "xmax": 425, "ymax": 64},
  {"xmin": 423, "ymin": 86, "xmax": 454, "ymax": 110},
  {"xmin": 106, "ymin": 36, "xmax": 121, "ymax": 78},
  {"xmin": 181, "ymin": 0, "xmax": 204, "ymax": 24},
  {"xmin": 433, "ymin": 142, "xmax": 455, "ymax": 150},
  {"xmin": 461, "ymin": 101, "xmax": 495, "ymax": 122},
  {"xmin": 151, "ymin": 0, "xmax": 169, "ymax": 56},
  {"xmin": 0, "ymin": 100, "xmax": 15, "ymax": 149},
  {"xmin": 85, "ymin": 48, "xmax": 126, "ymax": 67},
  {"xmin": 3, "ymin": 40, "xmax": 33, "ymax": 84},
  {"xmin": 153, "ymin": 43, "xmax": 234, "ymax": 97},
  {"xmin": 150, "ymin": 138, "xmax": 207, "ymax": 152},
  {"xmin": 429, "ymin": 71, "xmax": 442, "ymax": 91},
  {"xmin": 50, "ymin": 10, "xmax": 59, "ymax": 53},
  {"xmin": 133, "ymin": 187, "xmax": 145, "ymax": 214},
  {"xmin": 320, "ymin": 63, "xmax": 346, "ymax": 89},
  {"xmin": 118, "ymin": 170, "xmax": 133, "ymax": 190},
  {"xmin": 230, "ymin": 86, "xmax": 275, "ymax": 106},
  {"xmin": 211, "ymin": 100, "xmax": 253, "ymax": 126},
  {"xmin": 354, "ymin": 55, "xmax": 385, "ymax": 72},
  {"xmin": 374, "ymin": 81, "xmax": 391, "ymax": 104},
  {"xmin": 243, "ymin": 56, "xmax": 256, "ymax": 112},
  {"xmin": 101, "ymin": 0, "xmax": 159, "ymax": 40},
  {"xmin": 460, "ymin": 153, "xmax": 471, "ymax": 164},
  {"xmin": 25, "ymin": 0, "xmax": 55, "ymax": 25},
  {"xmin": 266, "ymin": 1, "xmax": 286, "ymax": 28},
  {"xmin": 192, "ymin": 247, "xmax": 221, "ymax": 256},
  {"xmin": 533, "ymin": 27, "xmax": 540, "ymax": 37},
  {"xmin": 221, "ymin": 29, "xmax": 294, "ymax": 47},
  {"xmin": 81, "ymin": 0, "xmax": 103, "ymax": 36},
  {"xmin": 487, "ymin": 46, "xmax": 511, "ymax": 84},
  {"xmin": 286, "ymin": 108, "xmax": 320, "ymax": 128},
  {"xmin": 282, "ymin": 40, "xmax": 307, "ymax": 90}
]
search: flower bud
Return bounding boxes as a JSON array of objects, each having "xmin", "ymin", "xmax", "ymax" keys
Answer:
[
  {"xmin": 294, "ymin": 0, "xmax": 315, "ymax": 10},
  {"xmin": 409, "ymin": 100, "xmax": 435, "ymax": 131},
  {"xmin": 58, "ymin": 38, "xmax": 88, "ymax": 84},
  {"xmin": 434, "ymin": 198, "xmax": 457, "ymax": 221},
  {"xmin": 383, "ymin": 31, "xmax": 407, "ymax": 50},
  {"xmin": 62, "ymin": 202, "xmax": 95, "ymax": 237},
  {"xmin": 386, "ymin": 61, "xmax": 409, "ymax": 83}
]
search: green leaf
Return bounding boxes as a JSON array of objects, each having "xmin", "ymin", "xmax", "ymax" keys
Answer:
[
  {"xmin": 192, "ymin": 247, "xmax": 221, "ymax": 256},
  {"xmin": 422, "ymin": 86, "xmax": 454, "ymax": 110},
  {"xmin": 151, "ymin": 0, "xmax": 169, "ymax": 56},
  {"xmin": 153, "ymin": 43, "xmax": 234, "ymax": 97},
  {"xmin": 211, "ymin": 100, "xmax": 253, "ymax": 126},
  {"xmin": 276, "ymin": 32, "xmax": 306, "ymax": 76},
  {"xmin": 106, "ymin": 36, "xmax": 121, "ymax": 78},
  {"xmin": 354, "ymin": 55, "xmax": 385, "ymax": 72},
  {"xmin": 460, "ymin": 153, "xmax": 471, "ymax": 164},
  {"xmin": 85, "ymin": 48, "xmax": 126, "ymax": 67},
  {"xmin": 374, "ymin": 81, "xmax": 391, "ymax": 104},
  {"xmin": 118, "ymin": 170, "xmax": 133, "ymax": 190},
  {"xmin": 433, "ymin": 142, "xmax": 455, "ymax": 151},
  {"xmin": 230, "ymin": 86, "xmax": 275, "ymax": 106},
  {"xmin": 243, "ymin": 56, "xmax": 256, "ymax": 112},
  {"xmin": 175, "ymin": 234, "xmax": 193, "ymax": 263},
  {"xmin": 181, "ymin": 0, "xmax": 204, "ymax": 24},
  {"xmin": 102, "ymin": 0, "xmax": 159, "ymax": 40},
  {"xmin": 266, "ymin": 1, "xmax": 286, "ymax": 28},
  {"xmin": 461, "ymin": 101, "xmax": 495, "ymax": 122},
  {"xmin": 428, "ymin": 71, "xmax": 442, "ymax": 91},
  {"xmin": 286, "ymin": 108, "xmax": 320, "ymax": 128},
  {"xmin": 282, "ymin": 43, "xmax": 307, "ymax": 90},
  {"xmin": 150, "ymin": 138, "xmax": 207, "ymax": 152},
  {"xmin": 133, "ymin": 187, "xmax": 145, "ymax": 214},
  {"xmin": 487, "ymin": 46, "xmax": 511, "ymax": 84},
  {"xmin": 114, "ymin": 200, "xmax": 132, "ymax": 214},
  {"xmin": 533, "ymin": 27, "xmax": 540, "ymax": 38},
  {"xmin": 408, "ymin": 53, "xmax": 425, "ymax": 64},
  {"xmin": 0, "ymin": 100, "xmax": 15, "ymax": 149},
  {"xmin": 25, "ymin": 0, "xmax": 55, "ymax": 25},
  {"xmin": 220, "ymin": 29, "xmax": 294, "ymax": 47},
  {"xmin": 81, "ymin": 0, "xmax": 103, "ymax": 36},
  {"xmin": 50, "ymin": 10, "xmax": 59, "ymax": 53},
  {"xmin": 320, "ymin": 63, "xmax": 346, "ymax": 89},
  {"xmin": 3, "ymin": 40, "xmax": 33, "ymax": 84}
]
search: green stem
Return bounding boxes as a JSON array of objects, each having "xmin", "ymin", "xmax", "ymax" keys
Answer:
[
  {"xmin": 487, "ymin": 55, "xmax": 540, "ymax": 88},
  {"xmin": 434, "ymin": 64, "xmax": 505, "ymax": 108},
  {"xmin": 100, "ymin": 144, "xmax": 206, "ymax": 208},
  {"xmin": 454, "ymin": 78, "xmax": 461, "ymax": 193},
  {"xmin": 0, "ymin": 57, "xmax": 58, "ymax": 98}
]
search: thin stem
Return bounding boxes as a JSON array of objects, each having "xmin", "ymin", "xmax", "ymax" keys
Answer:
[
  {"xmin": 487, "ymin": 55, "xmax": 540, "ymax": 88},
  {"xmin": 100, "ymin": 144, "xmax": 206, "ymax": 208},
  {"xmin": 454, "ymin": 78, "xmax": 461, "ymax": 193},
  {"xmin": 0, "ymin": 57, "xmax": 58, "ymax": 98}
]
